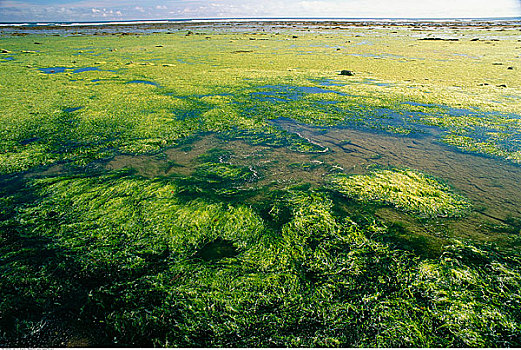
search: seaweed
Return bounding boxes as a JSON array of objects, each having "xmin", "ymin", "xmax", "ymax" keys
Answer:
[
  {"xmin": 330, "ymin": 168, "xmax": 472, "ymax": 218},
  {"xmin": 1, "ymin": 24, "xmax": 521, "ymax": 348}
]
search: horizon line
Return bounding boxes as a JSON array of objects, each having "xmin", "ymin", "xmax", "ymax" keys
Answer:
[{"xmin": 1, "ymin": 16, "xmax": 521, "ymax": 25}]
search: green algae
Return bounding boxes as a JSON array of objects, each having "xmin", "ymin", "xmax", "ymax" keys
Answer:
[
  {"xmin": 330, "ymin": 168, "xmax": 472, "ymax": 218},
  {"xmin": 1, "ymin": 22, "xmax": 521, "ymax": 347},
  {"xmin": 1, "ymin": 28, "xmax": 520, "ymax": 173},
  {"xmin": 1, "ymin": 171, "xmax": 520, "ymax": 347}
]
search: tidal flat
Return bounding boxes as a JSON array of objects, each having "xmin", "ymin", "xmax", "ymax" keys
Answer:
[{"xmin": 1, "ymin": 20, "xmax": 521, "ymax": 347}]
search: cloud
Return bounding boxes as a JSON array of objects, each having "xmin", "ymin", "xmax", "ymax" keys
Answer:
[{"xmin": 1, "ymin": 0, "xmax": 520, "ymax": 22}]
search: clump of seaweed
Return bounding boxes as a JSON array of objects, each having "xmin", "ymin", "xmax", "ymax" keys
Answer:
[{"xmin": 330, "ymin": 168, "xmax": 471, "ymax": 218}]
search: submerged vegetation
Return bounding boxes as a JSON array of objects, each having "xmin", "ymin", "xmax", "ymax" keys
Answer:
[{"xmin": 1, "ymin": 20, "xmax": 521, "ymax": 347}]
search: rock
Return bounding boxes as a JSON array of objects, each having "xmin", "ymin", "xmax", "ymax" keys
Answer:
[
  {"xmin": 186, "ymin": 31, "xmax": 193, "ymax": 36},
  {"xmin": 470, "ymin": 38, "xmax": 479, "ymax": 41},
  {"xmin": 497, "ymin": 84, "xmax": 507, "ymax": 88},
  {"xmin": 292, "ymin": 35, "xmax": 298, "ymax": 39},
  {"xmin": 507, "ymin": 66, "xmax": 514, "ymax": 70},
  {"xmin": 419, "ymin": 37, "xmax": 459, "ymax": 41},
  {"xmin": 155, "ymin": 45, "xmax": 163, "ymax": 47},
  {"xmin": 1, "ymin": 49, "xmax": 10, "ymax": 53},
  {"xmin": 340, "ymin": 70, "xmax": 354, "ymax": 76}
]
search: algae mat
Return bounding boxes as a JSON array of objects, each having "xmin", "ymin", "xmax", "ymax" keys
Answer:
[{"xmin": 1, "ymin": 21, "xmax": 521, "ymax": 347}]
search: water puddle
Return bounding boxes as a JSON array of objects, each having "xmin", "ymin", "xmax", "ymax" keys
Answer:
[
  {"xmin": 39, "ymin": 67, "xmax": 69, "ymax": 74},
  {"xmin": 351, "ymin": 40, "xmax": 374, "ymax": 46},
  {"xmin": 63, "ymin": 106, "xmax": 84, "ymax": 113},
  {"xmin": 125, "ymin": 80, "xmax": 161, "ymax": 87},
  {"xmin": 348, "ymin": 53, "xmax": 402, "ymax": 59},
  {"xmin": 39, "ymin": 66, "xmax": 110, "ymax": 74},
  {"xmin": 310, "ymin": 78, "xmax": 346, "ymax": 87},
  {"xmin": 72, "ymin": 67, "xmax": 101, "ymax": 73},
  {"xmin": 345, "ymin": 78, "xmax": 393, "ymax": 87}
]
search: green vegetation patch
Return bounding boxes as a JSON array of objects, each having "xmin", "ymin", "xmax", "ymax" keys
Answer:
[
  {"xmin": 2, "ymin": 175, "xmax": 520, "ymax": 347},
  {"xmin": 330, "ymin": 168, "xmax": 471, "ymax": 218}
]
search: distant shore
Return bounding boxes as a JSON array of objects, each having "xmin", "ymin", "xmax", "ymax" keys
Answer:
[{"xmin": 0, "ymin": 17, "xmax": 521, "ymax": 35}]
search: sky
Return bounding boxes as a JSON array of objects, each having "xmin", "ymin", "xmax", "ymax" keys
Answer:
[{"xmin": 0, "ymin": 0, "xmax": 520, "ymax": 22}]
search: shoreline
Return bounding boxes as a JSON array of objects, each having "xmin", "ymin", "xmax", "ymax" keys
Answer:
[{"xmin": 1, "ymin": 17, "xmax": 520, "ymax": 31}]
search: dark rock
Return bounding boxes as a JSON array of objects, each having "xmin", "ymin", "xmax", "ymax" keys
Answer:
[
  {"xmin": 186, "ymin": 31, "xmax": 193, "ymax": 36},
  {"xmin": 497, "ymin": 84, "xmax": 507, "ymax": 88},
  {"xmin": 155, "ymin": 45, "xmax": 163, "ymax": 47},
  {"xmin": 34, "ymin": 42, "xmax": 42, "ymax": 44},
  {"xmin": 507, "ymin": 66, "xmax": 514, "ymax": 70},
  {"xmin": 340, "ymin": 70, "xmax": 354, "ymax": 76},
  {"xmin": 419, "ymin": 37, "xmax": 459, "ymax": 41},
  {"xmin": 493, "ymin": 62, "xmax": 503, "ymax": 65},
  {"xmin": 470, "ymin": 38, "xmax": 479, "ymax": 41},
  {"xmin": 292, "ymin": 35, "xmax": 298, "ymax": 39}
]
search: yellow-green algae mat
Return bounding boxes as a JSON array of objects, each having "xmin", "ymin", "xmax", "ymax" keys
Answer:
[
  {"xmin": 0, "ymin": 22, "xmax": 521, "ymax": 347},
  {"xmin": 330, "ymin": 168, "xmax": 471, "ymax": 218}
]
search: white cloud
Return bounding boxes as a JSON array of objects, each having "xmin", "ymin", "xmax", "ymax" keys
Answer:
[
  {"xmin": 297, "ymin": 0, "xmax": 521, "ymax": 18},
  {"xmin": 0, "ymin": 0, "xmax": 520, "ymax": 22}
]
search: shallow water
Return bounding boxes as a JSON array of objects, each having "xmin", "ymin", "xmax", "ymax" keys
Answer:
[
  {"xmin": 125, "ymin": 79, "xmax": 161, "ymax": 87},
  {"xmin": 72, "ymin": 67, "xmax": 101, "ymax": 73},
  {"xmin": 63, "ymin": 106, "xmax": 84, "ymax": 113},
  {"xmin": 102, "ymin": 114, "xmax": 521, "ymax": 253},
  {"xmin": 276, "ymin": 118, "xmax": 521, "ymax": 241},
  {"xmin": 39, "ymin": 66, "xmax": 69, "ymax": 73}
]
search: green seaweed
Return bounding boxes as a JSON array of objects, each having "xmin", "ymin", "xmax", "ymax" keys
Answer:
[
  {"xmin": 1, "ymin": 23, "xmax": 521, "ymax": 348},
  {"xmin": 1, "ymin": 175, "xmax": 520, "ymax": 347},
  {"xmin": 330, "ymin": 168, "xmax": 472, "ymax": 218}
]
